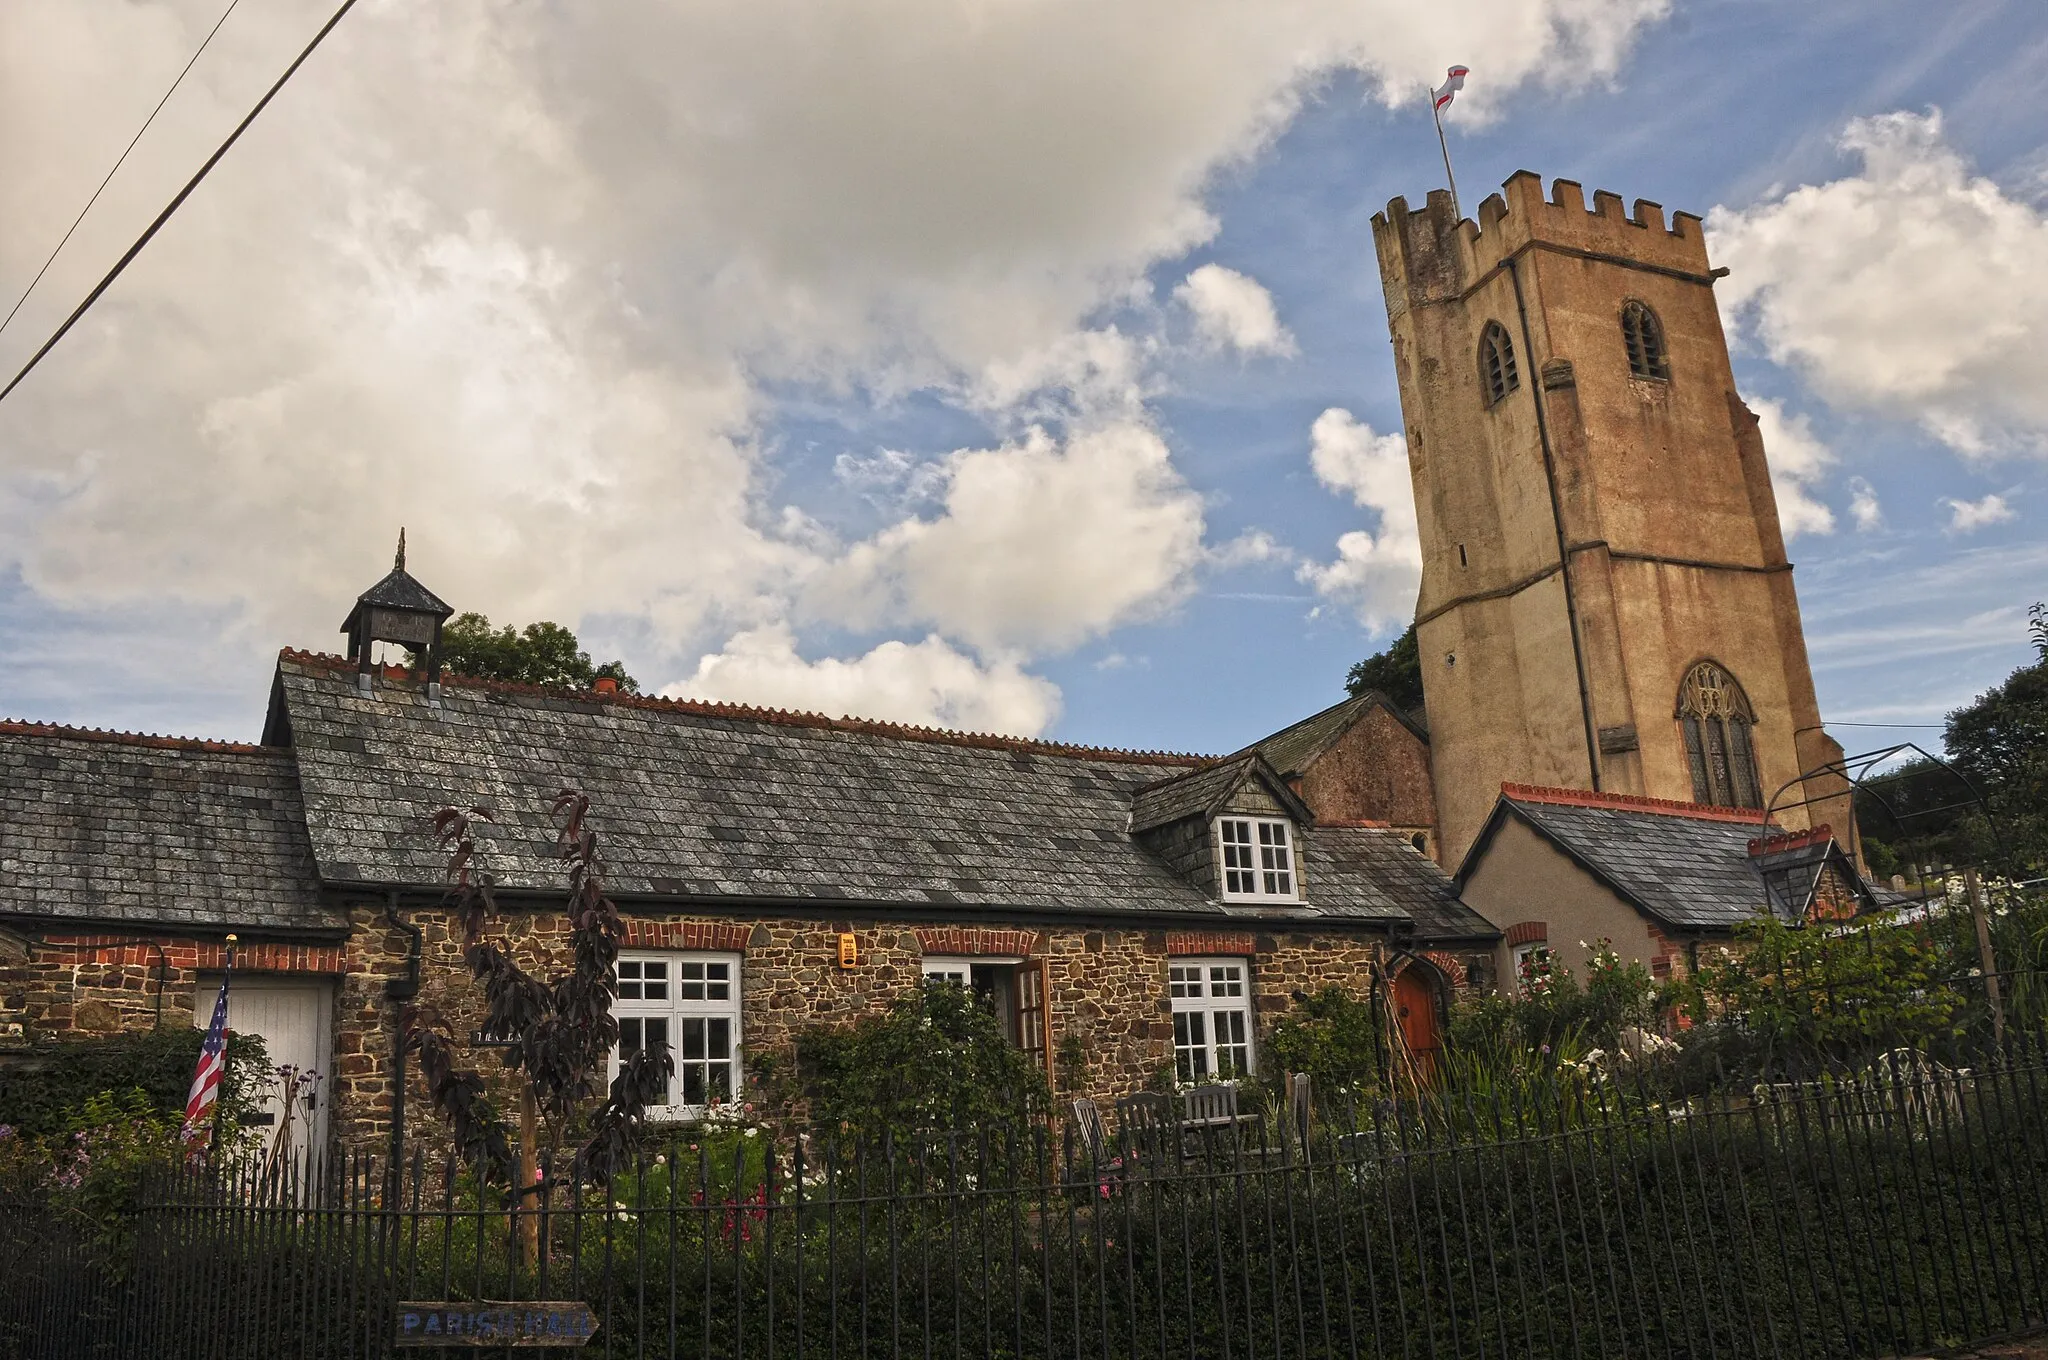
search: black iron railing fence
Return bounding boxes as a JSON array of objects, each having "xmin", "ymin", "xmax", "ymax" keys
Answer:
[{"xmin": 10, "ymin": 1034, "xmax": 2048, "ymax": 1360}]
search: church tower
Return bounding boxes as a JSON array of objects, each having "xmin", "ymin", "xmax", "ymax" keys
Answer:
[{"xmin": 1370, "ymin": 172, "xmax": 1852, "ymax": 868}]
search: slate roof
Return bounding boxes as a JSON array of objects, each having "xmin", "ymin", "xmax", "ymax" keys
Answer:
[
  {"xmin": 0, "ymin": 722, "xmax": 338, "ymax": 935},
  {"xmin": 1128, "ymin": 754, "xmax": 1311, "ymax": 835},
  {"xmin": 1754, "ymin": 833, "xmax": 1877, "ymax": 922},
  {"xmin": 1464, "ymin": 786, "xmax": 1781, "ymax": 930},
  {"xmin": 273, "ymin": 653, "xmax": 1496, "ymax": 939},
  {"xmin": 1309, "ymin": 826, "xmax": 1495, "ymax": 940},
  {"xmin": 347, "ymin": 566, "xmax": 452, "ymax": 618},
  {"xmin": 1239, "ymin": 691, "xmax": 1425, "ymax": 777}
]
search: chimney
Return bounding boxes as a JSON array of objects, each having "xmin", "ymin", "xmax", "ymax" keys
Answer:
[{"xmin": 593, "ymin": 677, "xmax": 618, "ymax": 695}]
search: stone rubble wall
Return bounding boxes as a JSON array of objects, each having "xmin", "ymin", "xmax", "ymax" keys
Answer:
[{"xmin": 2, "ymin": 905, "xmax": 1487, "ymax": 1160}]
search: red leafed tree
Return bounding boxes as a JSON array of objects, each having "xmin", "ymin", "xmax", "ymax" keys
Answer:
[{"xmin": 403, "ymin": 789, "xmax": 671, "ymax": 1185}]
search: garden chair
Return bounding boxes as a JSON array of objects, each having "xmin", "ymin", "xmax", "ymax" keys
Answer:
[
  {"xmin": 1178, "ymin": 1081, "xmax": 1255, "ymax": 1157},
  {"xmin": 1069, "ymin": 1098, "xmax": 1111, "ymax": 1169},
  {"xmin": 1288, "ymin": 1072, "xmax": 1313, "ymax": 1164},
  {"xmin": 1115, "ymin": 1091, "xmax": 1173, "ymax": 1172}
]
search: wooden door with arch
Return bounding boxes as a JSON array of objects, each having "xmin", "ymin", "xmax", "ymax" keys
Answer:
[{"xmin": 1392, "ymin": 963, "xmax": 1443, "ymax": 1083}]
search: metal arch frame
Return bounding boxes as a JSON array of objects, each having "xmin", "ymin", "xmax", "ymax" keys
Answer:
[{"xmin": 1759, "ymin": 740, "xmax": 2017, "ymax": 918}]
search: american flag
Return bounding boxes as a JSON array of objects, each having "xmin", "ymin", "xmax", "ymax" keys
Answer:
[{"xmin": 182, "ymin": 975, "xmax": 231, "ymax": 1144}]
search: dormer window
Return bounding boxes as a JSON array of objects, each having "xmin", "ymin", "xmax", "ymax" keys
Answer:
[{"xmin": 1217, "ymin": 817, "xmax": 1296, "ymax": 901}]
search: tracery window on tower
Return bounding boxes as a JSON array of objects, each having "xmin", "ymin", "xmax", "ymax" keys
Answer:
[
  {"xmin": 1677, "ymin": 661, "xmax": 1763, "ymax": 809},
  {"xmin": 1479, "ymin": 322, "xmax": 1519, "ymax": 405},
  {"xmin": 1621, "ymin": 301, "xmax": 1670, "ymax": 380}
]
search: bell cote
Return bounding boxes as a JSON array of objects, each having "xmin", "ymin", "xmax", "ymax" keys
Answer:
[{"xmin": 339, "ymin": 530, "xmax": 453, "ymax": 694}]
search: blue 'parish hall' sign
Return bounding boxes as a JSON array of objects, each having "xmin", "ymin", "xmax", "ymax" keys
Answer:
[{"xmin": 395, "ymin": 1301, "xmax": 598, "ymax": 1347}]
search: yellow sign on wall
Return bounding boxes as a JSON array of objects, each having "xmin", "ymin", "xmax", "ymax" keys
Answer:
[{"xmin": 837, "ymin": 933, "xmax": 859, "ymax": 968}]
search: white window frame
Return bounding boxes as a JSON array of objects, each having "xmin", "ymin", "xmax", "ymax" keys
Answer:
[
  {"xmin": 1215, "ymin": 816, "xmax": 1298, "ymax": 902},
  {"xmin": 1511, "ymin": 941, "xmax": 1551, "ymax": 996},
  {"xmin": 922, "ymin": 955, "xmax": 1024, "ymax": 1044},
  {"xmin": 1168, "ymin": 957, "xmax": 1254, "ymax": 1083},
  {"xmin": 611, "ymin": 951, "xmax": 742, "ymax": 1120}
]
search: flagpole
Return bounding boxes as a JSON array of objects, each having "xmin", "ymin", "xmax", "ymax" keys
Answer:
[
  {"xmin": 209, "ymin": 933, "xmax": 238, "ymax": 1159},
  {"xmin": 1432, "ymin": 94, "xmax": 1462, "ymax": 221}
]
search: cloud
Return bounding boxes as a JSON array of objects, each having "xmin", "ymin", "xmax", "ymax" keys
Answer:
[
  {"xmin": 1297, "ymin": 408, "xmax": 1421, "ymax": 627},
  {"xmin": 1750, "ymin": 399, "xmax": 1835, "ymax": 537},
  {"xmin": 0, "ymin": 0, "xmax": 1669, "ymax": 734},
  {"xmin": 1711, "ymin": 110, "xmax": 2048, "ymax": 457},
  {"xmin": 1848, "ymin": 477, "xmax": 1884, "ymax": 532},
  {"xmin": 822, "ymin": 420, "xmax": 1207, "ymax": 653},
  {"xmin": 672, "ymin": 623, "xmax": 1059, "ymax": 735},
  {"xmin": 1944, "ymin": 493, "xmax": 2016, "ymax": 533},
  {"xmin": 833, "ymin": 447, "xmax": 950, "ymax": 507},
  {"xmin": 1209, "ymin": 530, "xmax": 1289, "ymax": 568},
  {"xmin": 1175, "ymin": 264, "xmax": 1295, "ymax": 356}
]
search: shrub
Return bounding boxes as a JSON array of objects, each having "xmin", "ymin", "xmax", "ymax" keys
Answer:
[
  {"xmin": 1262, "ymin": 985, "xmax": 1384, "ymax": 1106},
  {"xmin": 1449, "ymin": 940, "xmax": 1656, "ymax": 1057},
  {"xmin": 1677, "ymin": 908, "xmax": 1965, "ymax": 1069},
  {"xmin": 0, "ymin": 1025, "xmax": 268, "ymax": 1140},
  {"xmin": 788, "ymin": 981, "xmax": 1048, "ymax": 1138}
]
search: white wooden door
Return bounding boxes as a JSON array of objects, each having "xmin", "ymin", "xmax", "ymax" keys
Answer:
[{"xmin": 193, "ymin": 975, "xmax": 335, "ymax": 1171}]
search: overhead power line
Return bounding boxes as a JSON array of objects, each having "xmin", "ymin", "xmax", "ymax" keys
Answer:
[
  {"xmin": 0, "ymin": 0, "xmax": 244, "ymax": 342},
  {"xmin": 0, "ymin": 0, "xmax": 363, "ymax": 409}
]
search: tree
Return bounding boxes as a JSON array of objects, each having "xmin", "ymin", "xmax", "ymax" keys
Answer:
[
  {"xmin": 1344, "ymin": 622, "xmax": 1424, "ymax": 712},
  {"xmin": 425, "ymin": 613, "xmax": 640, "ymax": 693},
  {"xmin": 402, "ymin": 790, "xmax": 669, "ymax": 1187},
  {"xmin": 1943, "ymin": 602, "xmax": 2048, "ymax": 870},
  {"xmin": 1853, "ymin": 756, "xmax": 1975, "ymax": 878}
]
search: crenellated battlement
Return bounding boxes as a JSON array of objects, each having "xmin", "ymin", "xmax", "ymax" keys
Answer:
[{"xmin": 1371, "ymin": 171, "xmax": 1711, "ymax": 308}]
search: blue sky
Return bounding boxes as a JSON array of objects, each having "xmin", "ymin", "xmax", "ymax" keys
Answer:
[{"xmin": 0, "ymin": 0, "xmax": 2041, "ymax": 758}]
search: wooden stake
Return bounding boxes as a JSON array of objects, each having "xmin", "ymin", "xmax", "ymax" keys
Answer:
[
  {"xmin": 1965, "ymin": 868, "xmax": 2006, "ymax": 1044},
  {"xmin": 517, "ymin": 1087, "xmax": 539, "ymax": 1270}
]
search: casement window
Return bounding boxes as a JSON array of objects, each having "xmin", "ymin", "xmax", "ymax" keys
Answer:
[
  {"xmin": 922, "ymin": 955, "xmax": 1053, "ymax": 1078},
  {"xmin": 922, "ymin": 955, "xmax": 1019, "ymax": 1037},
  {"xmin": 613, "ymin": 952, "xmax": 741, "ymax": 1118},
  {"xmin": 1479, "ymin": 321, "xmax": 1519, "ymax": 405},
  {"xmin": 1168, "ymin": 959, "xmax": 1253, "ymax": 1083},
  {"xmin": 1511, "ymin": 942, "xmax": 1551, "ymax": 995},
  {"xmin": 1216, "ymin": 817, "xmax": 1297, "ymax": 902},
  {"xmin": 1677, "ymin": 661, "xmax": 1762, "ymax": 809},
  {"xmin": 1621, "ymin": 301, "xmax": 1670, "ymax": 380}
]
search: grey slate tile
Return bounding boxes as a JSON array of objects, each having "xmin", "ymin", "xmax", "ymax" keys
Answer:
[
  {"xmin": 0, "ymin": 726, "xmax": 338, "ymax": 934},
  {"xmin": 276, "ymin": 657, "xmax": 1495, "ymax": 940}
]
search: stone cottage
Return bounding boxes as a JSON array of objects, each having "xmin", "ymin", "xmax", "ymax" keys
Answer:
[
  {"xmin": 1457, "ymin": 783, "xmax": 1878, "ymax": 990},
  {"xmin": 0, "ymin": 556, "xmax": 1497, "ymax": 1158}
]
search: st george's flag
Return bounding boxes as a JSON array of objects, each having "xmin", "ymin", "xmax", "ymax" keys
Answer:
[
  {"xmin": 182, "ymin": 974, "xmax": 231, "ymax": 1144},
  {"xmin": 1432, "ymin": 65, "xmax": 1469, "ymax": 112}
]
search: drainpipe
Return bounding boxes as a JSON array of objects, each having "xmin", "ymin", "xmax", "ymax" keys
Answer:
[
  {"xmin": 382, "ymin": 891, "xmax": 422, "ymax": 1175},
  {"xmin": 1506, "ymin": 253, "xmax": 1603, "ymax": 790}
]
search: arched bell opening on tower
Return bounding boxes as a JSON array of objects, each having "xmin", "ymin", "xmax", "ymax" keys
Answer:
[
  {"xmin": 1478, "ymin": 321, "xmax": 1518, "ymax": 405},
  {"xmin": 1621, "ymin": 299, "xmax": 1671, "ymax": 381}
]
